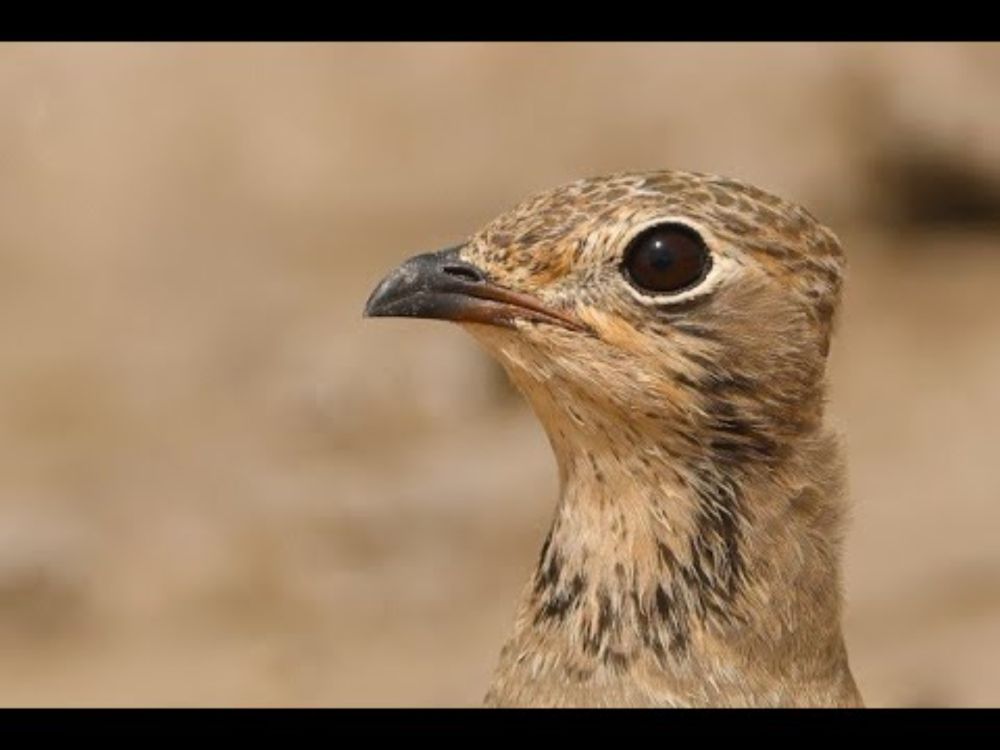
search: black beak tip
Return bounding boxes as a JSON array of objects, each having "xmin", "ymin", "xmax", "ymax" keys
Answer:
[
  {"xmin": 363, "ymin": 264, "xmax": 412, "ymax": 319},
  {"xmin": 362, "ymin": 277, "xmax": 390, "ymax": 319},
  {"xmin": 363, "ymin": 247, "xmax": 468, "ymax": 322}
]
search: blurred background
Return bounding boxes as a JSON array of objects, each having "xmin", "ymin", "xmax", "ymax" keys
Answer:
[{"xmin": 0, "ymin": 42, "xmax": 998, "ymax": 706}]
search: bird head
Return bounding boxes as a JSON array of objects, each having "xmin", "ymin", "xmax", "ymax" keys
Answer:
[{"xmin": 365, "ymin": 171, "xmax": 845, "ymax": 479}]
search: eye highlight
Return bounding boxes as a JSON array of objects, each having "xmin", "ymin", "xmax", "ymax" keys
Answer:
[{"xmin": 621, "ymin": 223, "xmax": 711, "ymax": 295}]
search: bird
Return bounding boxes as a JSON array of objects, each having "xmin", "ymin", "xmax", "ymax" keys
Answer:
[{"xmin": 363, "ymin": 170, "xmax": 862, "ymax": 708}]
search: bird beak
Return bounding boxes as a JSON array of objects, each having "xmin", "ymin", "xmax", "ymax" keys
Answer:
[{"xmin": 363, "ymin": 246, "xmax": 588, "ymax": 333}]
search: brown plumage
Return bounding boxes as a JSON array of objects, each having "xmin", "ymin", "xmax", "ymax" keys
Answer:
[{"xmin": 364, "ymin": 170, "xmax": 862, "ymax": 707}]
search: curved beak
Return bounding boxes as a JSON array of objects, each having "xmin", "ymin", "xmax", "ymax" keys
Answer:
[{"xmin": 363, "ymin": 246, "xmax": 587, "ymax": 333}]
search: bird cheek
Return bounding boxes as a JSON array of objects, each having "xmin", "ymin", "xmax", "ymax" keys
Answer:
[{"xmin": 577, "ymin": 307, "xmax": 652, "ymax": 356}]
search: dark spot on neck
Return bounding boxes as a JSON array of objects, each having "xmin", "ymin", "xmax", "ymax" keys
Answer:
[{"xmin": 534, "ymin": 572, "xmax": 585, "ymax": 625}]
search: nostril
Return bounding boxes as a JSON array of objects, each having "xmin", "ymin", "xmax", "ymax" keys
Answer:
[{"xmin": 442, "ymin": 263, "xmax": 486, "ymax": 284}]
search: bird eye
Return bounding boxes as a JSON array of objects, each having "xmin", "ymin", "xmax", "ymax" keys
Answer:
[{"xmin": 621, "ymin": 223, "xmax": 711, "ymax": 295}]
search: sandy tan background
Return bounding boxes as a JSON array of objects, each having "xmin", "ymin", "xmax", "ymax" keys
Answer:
[{"xmin": 0, "ymin": 42, "xmax": 998, "ymax": 706}]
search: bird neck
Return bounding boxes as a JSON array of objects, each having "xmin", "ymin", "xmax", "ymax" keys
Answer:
[{"xmin": 488, "ymin": 414, "xmax": 861, "ymax": 707}]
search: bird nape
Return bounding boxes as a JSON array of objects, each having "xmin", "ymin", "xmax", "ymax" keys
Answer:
[{"xmin": 364, "ymin": 170, "xmax": 862, "ymax": 708}]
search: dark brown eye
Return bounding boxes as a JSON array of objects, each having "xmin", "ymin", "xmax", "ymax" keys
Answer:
[{"xmin": 621, "ymin": 223, "xmax": 711, "ymax": 294}]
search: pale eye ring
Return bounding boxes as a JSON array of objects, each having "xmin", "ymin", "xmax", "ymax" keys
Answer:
[{"xmin": 621, "ymin": 223, "xmax": 712, "ymax": 295}]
